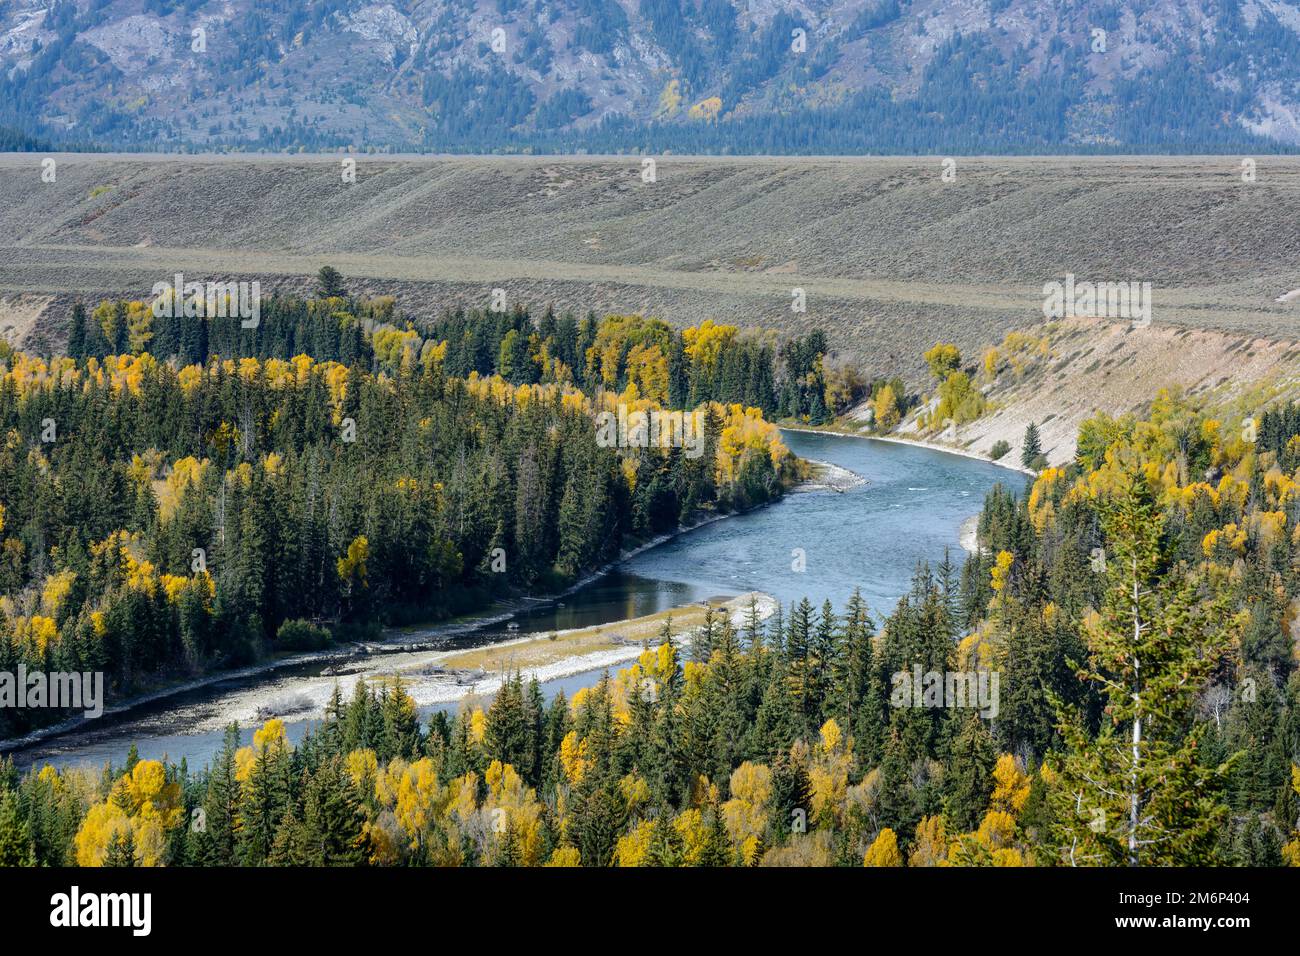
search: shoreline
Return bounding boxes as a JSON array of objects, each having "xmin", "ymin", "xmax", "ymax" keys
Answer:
[
  {"xmin": 792, "ymin": 459, "xmax": 867, "ymax": 493},
  {"xmin": 10, "ymin": 593, "xmax": 779, "ymax": 764},
  {"xmin": 355, "ymin": 592, "xmax": 778, "ymax": 716},
  {"xmin": 782, "ymin": 424, "xmax": 1038, "ymax": 477},
  {"xmin": 0, "ymin": 499, "xmax": 781, "ymax": 754},
  {"xmin": 3, "ymin": 425, "xmax": 990, "ymax": 754}
]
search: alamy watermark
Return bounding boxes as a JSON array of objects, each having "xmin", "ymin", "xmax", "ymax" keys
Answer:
[
  {"xmin": 151, "ymin": 273, "xmax": 260, "ymax": 328},
  {"xmin": 0, "ymin": 666, "xmax": 104, "ymax": 719},
  {"xmin": 1042, "ymin": 273, "xmax": 1151, "ymax": 327},
  {"xmin": 596, "ymin": 405, "xmax": 705, "ymax": 459},
  {"xmin": 890, "ymin": 665, "xmax": 999, "ymax": 719},
  {"xmin": 50, "ymin": 886, "xmax": 151, "ymax": 936}
]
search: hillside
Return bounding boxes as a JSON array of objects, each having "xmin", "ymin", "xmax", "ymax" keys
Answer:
[
  {"xmin": 2, "ymin": 153, "xmax": 1299, "ymax": 384},
  {"xmin": 2, "ymin": 0, "xmax": 1299, "ymax": 152},
  {"xmin": 865, "ymin": 317, "xmax": 1300, "ymax": 469}
]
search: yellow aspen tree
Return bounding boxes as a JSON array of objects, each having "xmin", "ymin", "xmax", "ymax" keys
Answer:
[
  {"xmin": 863, "ymin": 828, "xmax": 903, "ymax": 867},
  {"xmin": 909, "ymin": 816, "xmax": 949, "ymax": 867}
]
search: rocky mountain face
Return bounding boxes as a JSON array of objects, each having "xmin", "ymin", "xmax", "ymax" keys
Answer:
[{"xmin": 1, "ymin": 0, "xmax": 1298, "ymax": 151}]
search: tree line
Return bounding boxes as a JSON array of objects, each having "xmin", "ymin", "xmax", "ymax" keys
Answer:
[{"xmin": 0, "ymin": 297, "xmax": 799, "ymax": 739}]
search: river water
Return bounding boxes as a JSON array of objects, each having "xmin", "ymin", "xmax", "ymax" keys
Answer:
[{"xmin": 6, "ymin": 431, "xmax": 1020, "ymax": 771}]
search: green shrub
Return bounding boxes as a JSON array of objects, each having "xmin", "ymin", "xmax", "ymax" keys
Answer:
[
  {"xmin": 275, "ymin": 618, "xmax": 333, "ymax": 650},
  {"xmin": 989, "ymin": 440, "xmax": 1010, "ymax": 460}
]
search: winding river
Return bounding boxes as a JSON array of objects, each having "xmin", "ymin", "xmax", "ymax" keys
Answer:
[{"xmin": 5, "ymin": 431, "xmax": 1020, "ymax": 771}]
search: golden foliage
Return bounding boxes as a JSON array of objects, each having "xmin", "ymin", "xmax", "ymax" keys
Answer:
[
  {"xmin": 688, "ymin": 96, "xmax": 722, "ymax": 121},
  {"xmin": 683, "ymin": 320, "xmax": 737, "ymax": 373},
  {"xmin": 863, "ymin": 828, "xmax": 903, "ymax": 867},
  {"xmin": 337, "ymin": 535, "xmax": 369, "ymax": 591},
  {"xmin": 559, "ymin": 730, "xmax": 591, "ymax": 784},
  {"xmin": 721, "ymin": 762, "xmax": 771, "ymax": 862},
  {"xmin": 909, "ymin": 815, "xmax": 949, "ymax": 867},
  {"xmin": 990, "ymin": 755, "xmax": 1031, "ymax": 815},
  {"xmin": 74, "ymin": 760, "xmax": 184, "ymax": 867},
  {"xmin": 613, "ymin": 820, "xmax": 654, "ymax": 866},
  {"xmin": 873, "ymin": 383, "xmax": 900, "ymax": 432}
]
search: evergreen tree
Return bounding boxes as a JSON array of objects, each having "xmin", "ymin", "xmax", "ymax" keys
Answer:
[
  {"xmin": 317, "ymin": 266, "xmax": 347, "ymax": 298},
  {"xmin": 1050, "ymin": 461, "xmax": 1239, "ymax": 865},
  {"xmin": 105, "ymin": 827, "xmax": 138, "ymax": 867},
  {"xmin": 67, "ymin": 303, "xmax": 87, "ymax": 360},
  {"xmin": 200, "ymin": 725, "xmax": 241, "ymax": 866},
  {"xmin": 1021, "ymin": 422, "xmax": 1043, "ymax": 470},
  {"xmin": 945, "ymin": 713, "xmax": 996, "ymax": 831},
  {"xmin": 0, "ymin": 789, "xmax": 34, "ymax": 866}
]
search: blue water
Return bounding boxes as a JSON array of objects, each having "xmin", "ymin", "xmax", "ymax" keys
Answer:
[{"xmin": 6, "ymin": 432, "xmax": 1020, "ymax": 771}]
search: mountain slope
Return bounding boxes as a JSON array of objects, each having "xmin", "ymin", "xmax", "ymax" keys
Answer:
[{"xmin": 2, "ymin": 0, "xmax": 1299, "ymax": 152}]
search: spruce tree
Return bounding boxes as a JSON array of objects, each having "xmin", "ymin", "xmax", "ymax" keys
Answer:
[
  {"xmin": 105, "ymin": 827, "xmax": 138, "ymax": 867},
  {"xmin": 200, "ymin": 725, "xmax": 241, "ymax": 866},
  {"xmin": 1049, "ymin": 461, "xmax": 1239, "ymax": 865},
  {"xmin": 1021, "ymin": 421, "xmax": 1043, "ymax": 470},
  {"xmin": 317, "ymin": 265, "xmax": 347, "ymax": 298},
  {"xmin": 0, "ymin": 789, "xmax": 34, "ymax": 866},
  {"xmin": 945, "ymin": 713, "xmax": 996, "ymax": 831},
  {"xmin": 67, "ymin": 303, "xmax": 87, "ymax": 360}
]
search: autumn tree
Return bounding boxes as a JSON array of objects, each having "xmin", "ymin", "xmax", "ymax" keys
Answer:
[{"xmin": 923, "ymin": 343, "xmax": 961, "ymax": 381}]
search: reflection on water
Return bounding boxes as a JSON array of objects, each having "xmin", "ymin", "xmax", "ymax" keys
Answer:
[
  {"xmin": 480, "ymin": 572, "xmax": 703, "ymax": 638},
  {"xmin": 8, "ymin": 431, "xmax": 1021, "ymax": 771}
]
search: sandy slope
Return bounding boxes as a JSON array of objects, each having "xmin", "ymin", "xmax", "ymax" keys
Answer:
[{"xmin": 882, "ymin": 318, "xmax": 1300, "ymax": 467}]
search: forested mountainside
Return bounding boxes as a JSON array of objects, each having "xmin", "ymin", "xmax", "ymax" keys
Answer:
[
  {"xmin": 2, "ymin": 0, "xmax": 1299, "ymax": 153},
  {"xmin": 0, "ymin": 296, "xmax": 832, "ymax": 739}
]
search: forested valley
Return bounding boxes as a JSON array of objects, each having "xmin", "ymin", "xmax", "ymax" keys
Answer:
[
  {"xmin": 2, "ymin": 315, "xmax": 1298, "ymax": 867},
  {"xmin": 0, "ymin": 293, "xmax": 816, "ymax": 741}
]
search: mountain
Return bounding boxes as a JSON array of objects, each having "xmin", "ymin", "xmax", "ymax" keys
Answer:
[{"xmin": 1, "ymin": 0, "xmax": 1299, "ymax": 153}]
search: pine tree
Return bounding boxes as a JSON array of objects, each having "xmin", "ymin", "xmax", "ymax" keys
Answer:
[
  {"xmin": 110, "ymin": 301, "xmax": 130, "ymax": 354},
  {"xmin": 767, "ymin": 753, "xmax": 812, "ymax": 841},
  {"xmin": 693, "ymin": 605, "xmax": 718, "ymax": 663},
  {"xmin": 268, "ymin": 806, "xmax": 309, "ymax": 866},
  {"xmin": 67, "ymin": 303, "xmax": 87, "ymax": 361},
  {"xmin": 786, "ymin": 598, "xmax": 815, "ymax": 718},
  {"xmin": 698, "ymin": 805, "xmax": 733, "ymax": 866},
  {"xmin": 945, "ymin": 713, "xmax": 996, "ymax": 831},
  {"xmin": 379, "ymin": 677, "xmax": 421, "ymax": 762},
  {"xmin": 300, "ymin": 761, "xmax": 365, "ymax": 865},
  {"xmin": 1050, "ymin": 461, "xmax": 1240, "ymax": 865},
  {"xmin": 646, "ymin": 812, "xmax": 686, "ymax": 866},
  {"xmin": 200, "ymin": 725, "xmax": 241, "ymax": 866},
  {"xmin": 878, "ymin": 723, "xmax": 921, "ymax": 838},
  {"xmin": 832, "ymin": 589, "xmax": 875, "ymax": 740},
  {"xmin": 807, "ymin": 600, "xmax": 839, "ymax": 721},
  {"xmin": 317, "ymin": 265, "xmax": 347, "ymax": 298},
  {"xmin": 1021, "ymin": 421, "xmax": 1043, "ymax": 470},
  {"xmin": 0, "ymin": 789, "xmax": 34, "ymax": 866},
  {"xmin": 237, "ymin": 738, "xmax": 291, "ymax": 865},
  {"xmin": 485, "ymin": 672, "xmax": 529, "ymax": 770}
]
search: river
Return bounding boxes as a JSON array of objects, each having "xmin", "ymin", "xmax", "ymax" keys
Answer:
[{"xmin": 5, "ymin": 431, "xmax": 1020, "ymax": 771}]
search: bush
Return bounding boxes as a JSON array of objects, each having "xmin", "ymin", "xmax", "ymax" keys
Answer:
[
  {"xmin": 275, "ymin": 618, "xmax": 333, "ymax": 651},
  {"xmin": 989, "ymin": 440, "xmax": 1010, "ymax": 460}
]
